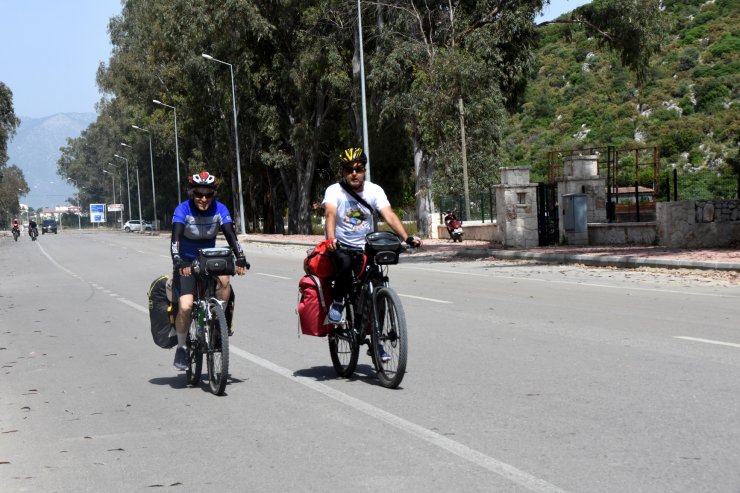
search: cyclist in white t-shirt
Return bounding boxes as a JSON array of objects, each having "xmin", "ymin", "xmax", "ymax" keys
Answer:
[{"xmin": 321, "ymin": 148, "xmax": 421, "ymax": 339}]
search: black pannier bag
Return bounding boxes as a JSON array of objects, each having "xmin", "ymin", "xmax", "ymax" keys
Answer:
[
  {"xmin": 147, "ymin": 275, "xmax": 178, "ymax": 349},
  {"xmin": 365, "ymin": 231, "xmax": 402, "ymax": 265},
  {"xmin": 195, "ymin": 247, "xmax": 236, "ymax": 276}
]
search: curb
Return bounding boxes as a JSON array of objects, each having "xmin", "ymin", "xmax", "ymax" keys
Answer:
[
  {"xmin": 241, "ymin": 236, "xmax": 740, "ymax": 272},
  {"xmin": 456, "ymin": 248, "xmax": 740, "ymax": 271}
]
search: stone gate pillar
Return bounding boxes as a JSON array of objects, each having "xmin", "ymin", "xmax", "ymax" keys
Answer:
[{"xmin": 494, "ymin": 167, "xmax": 539, "ymax": 248}]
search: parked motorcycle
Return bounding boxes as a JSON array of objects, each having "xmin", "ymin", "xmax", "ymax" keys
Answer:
[{"xmin": 443, "ymin": 211, "xmax": 464, "ymax": 242}]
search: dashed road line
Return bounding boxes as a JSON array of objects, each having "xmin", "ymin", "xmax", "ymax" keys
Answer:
[
  {"xmin": 255, "ymin": 272, "xmax": 292, "ymax": 280},
  {"xmin": 399, "ymin": 293, "xmax": 452, "ymax": 304},
  {"xmin": 674, "ymin": 336, "xmax": 740, "ymax": 348}
]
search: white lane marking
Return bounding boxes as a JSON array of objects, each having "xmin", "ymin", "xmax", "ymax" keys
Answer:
[
  {"xmin": 118, "ymin": 298, "xmax": 148, "ymax": 314},
  {"xmin": 37, "ymin": 244, "xmax": 568, "ymax": 492},
  {"xmin": 229, "ymin": 346, "xmax": 567, "ymax": 493},
  {"xmin": 255, "ymin": 273, "xmax": 292, "ymax": 280},
  {"xmin": 402, "ymin": 266, "xmax": 736, "ymax": 299},
  {"xmin": 674, "ymin": 336, "xmax": 740, "ymax": 348},
  {"xmin": 38, "ymin": 243, "xmax": 145, "ymax": 313},
  {"xmin": 399, "ymin": 293, "xmax": 452, "ymax": 304}
]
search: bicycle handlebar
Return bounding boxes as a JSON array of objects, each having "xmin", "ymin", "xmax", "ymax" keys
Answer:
[{"xmin": 335, "ymin": 240, "xmax": 410, "ymax": 254}]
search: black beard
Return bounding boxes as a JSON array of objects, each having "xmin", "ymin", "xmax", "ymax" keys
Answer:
[{"xmin": 342, "ymin": 176, "xmax": 364, "ymax": 191}]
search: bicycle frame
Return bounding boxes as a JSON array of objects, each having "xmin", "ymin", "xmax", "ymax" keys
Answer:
[
  {"xmin": 192, "ymin": 275, "xmax": 219, "ymax": 345},
  {"xmin": 347, "ymin": 256, "xmax": 386, "ymax": 338}
]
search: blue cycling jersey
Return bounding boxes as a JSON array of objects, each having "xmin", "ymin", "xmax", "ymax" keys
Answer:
[{"xmin": 172, "ymin": 199, "xmax": 233, "ymax": 261}]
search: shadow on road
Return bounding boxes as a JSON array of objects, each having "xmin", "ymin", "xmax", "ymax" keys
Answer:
[
  {"xmin": 148, "ymin": 373, "xmax": 246, "ymax": 392},
  {"xmin": 293, "ymin": 364, "xmax": 387, "ymax": 387}
]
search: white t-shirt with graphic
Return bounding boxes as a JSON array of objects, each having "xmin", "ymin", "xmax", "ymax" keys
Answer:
[{"xmin": 322, "ymin": 181, "xmax": 390, "ymax": 248}]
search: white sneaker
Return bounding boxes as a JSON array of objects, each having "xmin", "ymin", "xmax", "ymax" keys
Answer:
[{"xmin": 327, "ymin": 301, "xmax": 344, "ymax": 323}]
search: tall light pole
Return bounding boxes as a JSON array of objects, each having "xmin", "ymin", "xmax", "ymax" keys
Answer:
[
  {"xmin": 120, "ymin": 144, "xmax": 143, "ymax": 233},
  {"xmin": 17, "ymin": 189, "xmax": 29, "ymax": 226},
  {"xmin": 76, "ymin": 186, "xmax": 84, "ymax": 230},
  {"xmin": 202, "ymin": 53, "xmax": 246, "ymax": 235},
  {"xmin": 135, "ymin": 165, "xmax": 144, "ymax": 234},
  {"xmin": 356, "ymin": 0, "xmax": 371, "ymax": 180},
  {"xmin": 132, "ymin": 125, "xmax": 158, "ymax": 230},
  {"xmin": 114, "ymin": 151, "xmax": 132, "ymax": 222},
  {"xmin": 102, "ymin": 169, "xmax": 116, "ymax": 226},
  {"xmin": 107, "ymin": 163, "xmax": 124, "ymax": 227},
  {"xmin": 153, "ymin": 99, "xmax": 182, "ymax": 203}
]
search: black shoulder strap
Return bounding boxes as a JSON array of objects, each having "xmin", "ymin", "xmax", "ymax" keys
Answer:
[{"xmin": 339, "ymin": 180, "xmax": 375, "ymax": 215}]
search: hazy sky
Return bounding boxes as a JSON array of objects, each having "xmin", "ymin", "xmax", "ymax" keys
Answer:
[{"xmin": 1, "ymin": 0, "xmax": 589, "ymax": 119}]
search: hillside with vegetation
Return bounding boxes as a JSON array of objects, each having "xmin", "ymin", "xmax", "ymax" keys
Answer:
[{"xmin": 501, "ymin": 0, "xmax": 738, "ymax": 197}]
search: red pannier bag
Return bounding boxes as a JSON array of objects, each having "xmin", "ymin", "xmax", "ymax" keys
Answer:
[
  {"xmin": 297, "ymin": 274, "xmax": 334, "ymax": 337},
  {"xmin": 303, "ymin": 239, "xmax": 336, "ymax": 278}
]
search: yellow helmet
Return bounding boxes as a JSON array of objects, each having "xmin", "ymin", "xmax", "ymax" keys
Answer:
[{"xmin": 339, "ymin": 147, "xmax": 367, "ymax": 165}]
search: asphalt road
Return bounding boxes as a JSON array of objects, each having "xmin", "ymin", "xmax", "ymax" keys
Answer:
[{"xmin": 2, "ymin": 231, "xmax": 739, "ymax": 492}]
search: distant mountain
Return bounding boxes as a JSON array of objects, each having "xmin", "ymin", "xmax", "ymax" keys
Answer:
[{"xmin": 9, "ymin": 113, "xmax": 96, "ymax": 209}]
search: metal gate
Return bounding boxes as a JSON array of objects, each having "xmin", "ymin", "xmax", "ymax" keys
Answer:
[{"xmin": 537, "ymin": 183, "xmax": 559, "ymax": 246}]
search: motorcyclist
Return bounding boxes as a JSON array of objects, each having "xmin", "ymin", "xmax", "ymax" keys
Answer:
[
  {"xmin": 28, "ymin": 220, "xmax": 38, "ymax": 237},
  {"xmin": 170, "ymin": 171, "xmax": 250, "ymax": 371}
]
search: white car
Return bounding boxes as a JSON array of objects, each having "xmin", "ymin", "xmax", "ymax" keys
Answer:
[{"xmin": 123, "ymin": 220, "xmax": 153, "ymax": 232}]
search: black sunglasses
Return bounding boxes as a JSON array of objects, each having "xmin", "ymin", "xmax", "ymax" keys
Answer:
[
  {"xmin": 343, "ymin": 165, "xmax": 366, "ymax": 174},
  {"xmin": 193, "ymin": 190, "xmax": 215, "ymax": 199}
]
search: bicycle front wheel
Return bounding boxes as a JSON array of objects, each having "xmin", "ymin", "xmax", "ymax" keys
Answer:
[
  {"xmin": 206, "ymin": 301, "xmax": 229, "ymax": 395},
  {"xmin": 328, "ymin": 302, "xmax": 359, "ymax": 377},
  {"xmin": 372, "ymin": 287, "xmax": 408, "ymax": 389}
]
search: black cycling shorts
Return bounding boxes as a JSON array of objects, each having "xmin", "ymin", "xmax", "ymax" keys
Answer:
[{"xmin": 173, "ymin": 268, "xmax": 196, "ymax": 300}]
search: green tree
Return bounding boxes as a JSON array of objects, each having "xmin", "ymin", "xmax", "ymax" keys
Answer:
[
  {"xmin": 0, "ymin": 82, "xmax": 20, "ymax": 166},
  {"xmin": 0, "ymin": 82, "xmax": 24, "ymax": 225}
]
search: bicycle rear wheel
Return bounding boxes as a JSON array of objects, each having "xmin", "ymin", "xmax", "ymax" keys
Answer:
[
  {"xmin": 206, "ymin": 301, "xmax": 229, "ymax": 395},
  {"xmin": 372, "ymin": 287, "xmax": 407, "ymax": 389},
  {"xmin": 186, "ymin": 320, "xmax": 203, "ymax": 386},
  {"xmin": 328, "ymin": 302, "xmax": 359, "ymax": 377}
]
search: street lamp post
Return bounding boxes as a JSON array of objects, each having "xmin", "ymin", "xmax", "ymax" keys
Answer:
[
  {"xmin": 356, "ymin": 0, "xmax": 371, "ymax": 179},
  {"xmin": 107, "ymin": 163, "xmax": 124, "ymax": 227},
  {"xmin": 132, "ymin": 125, "xmax": 158, "ymax": 230},
  {"xmin": 102, "ymin": 169, "xmax": 116, "ymax": 226},
  {"xmin": 202, "ymin": 53, "xmax": 247, "ymax": 235},
  {"xmin": 76, "ymin": 186, "xmax": 84, "ymax": 230},
  {"xmin": 135, "ymin": 165, "xmax": 144, "ymax": 234},
  {"xmin": 114, "ymin": 151, "xmax": 133, "ymax": 222},
  {"xmin": 153, "ymin": 99, "xmax": 182, "ymax": 203}
]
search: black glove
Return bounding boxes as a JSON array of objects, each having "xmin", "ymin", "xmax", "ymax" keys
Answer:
[
  {"xmin": 173, "ymin": 255, "xmax": 186, "ymax": 271},
  {"xmin": 236, "ymin": 254, "xmax": 250, "ymax": 270},
  {"xmin": 405, "ymin": 236, "xmax": 420, "ymax": 247}
]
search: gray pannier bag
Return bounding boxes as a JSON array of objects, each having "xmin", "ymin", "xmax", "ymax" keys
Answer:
[{"xmin": 147, "ymin": 275, "xmax": 177, "ymax": 349}]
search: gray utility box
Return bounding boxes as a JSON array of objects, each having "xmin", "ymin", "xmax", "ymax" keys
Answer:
[{"xmin": 563, "ymin": 193, "xmax": 587, "ymax": 233}]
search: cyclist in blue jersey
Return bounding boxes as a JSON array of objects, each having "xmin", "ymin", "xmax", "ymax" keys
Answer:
[{"xmin": 170, "ymin": 171, "xmax": 249, "ymax": 370}]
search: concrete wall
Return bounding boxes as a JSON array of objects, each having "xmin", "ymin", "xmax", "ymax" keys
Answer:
[
  {"xmin": 437, "ymin": 222, "xmax": 499, "ymax": 242},
  {"xmin": 589, "ymin": 222, "xmax": 657, "ymax": 245},
  {"xmin": 657, "ymin": 200, "xmax": 740, "ymax": 247}
]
